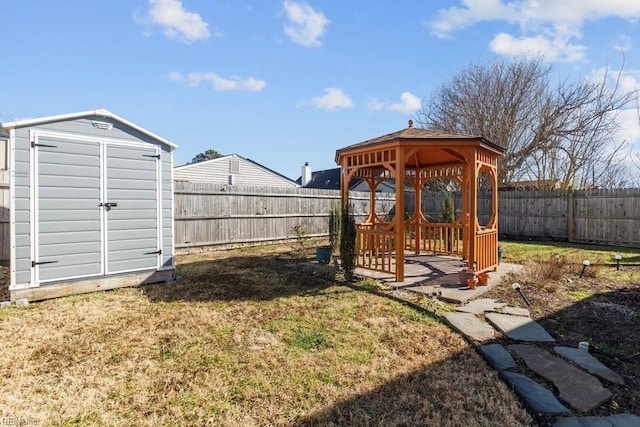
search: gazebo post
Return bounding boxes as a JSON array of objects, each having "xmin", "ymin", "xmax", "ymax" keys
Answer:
[
  {"xmin": 467, "ymin": 150, "xmax": 478, "ymax": 271},
  {"xmin": 395, "ymin": 147, "xmax": 405, "ymax": 282},
  {"xmin": 368, "ymin": 177, "xmax": 376, "ymax": 224},
  {"xmin": 413, "ymin": 177, "xmax": 422, "ymax": 254},
  {"xmin": 461, "ymin": 159, "xmax": 470, "ymax": 262},
  {"xmin": 340, "ymin": 165, "xmax": 350, "ymax": 211}
]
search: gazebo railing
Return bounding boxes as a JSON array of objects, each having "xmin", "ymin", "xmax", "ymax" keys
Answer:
[
  {"xmin": 355, "ymin": 224, "xmax": 396, "ymax": 275},
  {"xmin": 474, "ymin": 229, "xmax": 498, "ymax": 272},
  {"xmin": 405, "ymin": 222, "xmax": 464, "ymax": 256}
]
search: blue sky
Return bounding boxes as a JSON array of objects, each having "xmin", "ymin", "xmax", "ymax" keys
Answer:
[{"xmin": 1, "ymin": 0, "xmax": 639, "ymax": 180}]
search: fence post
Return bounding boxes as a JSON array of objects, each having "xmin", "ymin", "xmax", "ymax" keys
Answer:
[{"xmin": 567, "ymin": 190, "xmax": 574, "ymax": 242}]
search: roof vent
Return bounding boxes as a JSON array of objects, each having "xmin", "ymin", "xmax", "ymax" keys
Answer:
[
  {"xmin": 229, "ymin": 158, "xmax": 240, "ymax": 174},
  {"xmin": 92, "ymin": 120, "xmax": 113, "ymax": 130}
]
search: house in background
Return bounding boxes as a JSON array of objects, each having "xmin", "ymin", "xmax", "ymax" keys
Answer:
[
  {"xmin": 297, "ymin": 162, "xmax": 395, "ymax": 192},
  {"xmin": 174, "ymin": 154, "xmax": 298, "ymax": 188}
]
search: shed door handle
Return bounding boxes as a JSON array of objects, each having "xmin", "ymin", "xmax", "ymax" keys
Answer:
[{"xmin": 99, "ymin": 202, "xmax": 118, "ymax": 210}]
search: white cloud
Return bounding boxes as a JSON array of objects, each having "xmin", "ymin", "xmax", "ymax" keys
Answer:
[
  {"xmin": 141, "ymin": 0, "xmax": 210, "ymax": 43},
  {"xmin": 616, "ymin": 108, "xmax": 640, "ymax": 145},
  {"xmin": 490, "ymin": 32, "xmax": 587, "ymax": 62},
  {"xmin": 367, "ymin": 92, "xmax": 421, "ymax": 115},
  {"xmin": 366, "ymin": 97, "xmax": 385, "ymax": 112},
  {"xmin": 387, "ymin": 92, "xmax": 422, "ymax": 115},
  {"xmin": 429, "ymin": 1, "xmax": 640, "ymax": 62},
  {"xmin": 612, "ymin": 35, "xmax": 632, "ymax": 53},
  {"xmin": 283, "ymin": 1, "xmax": 330, "ymax": 47},
  {"xmin": 169, "ymin": 72, "xmax": 266, "ymax": 92},
  {"xmin": 429, "ymin": 0, "xmax": 516, "ymax": 38},
  {"xmin": 589, "ymin": 67, "xmax": 640, "ymax": 95},
  {"xmin": 311, "ymin": 88, "xmax": 353, "ymax": 110}
]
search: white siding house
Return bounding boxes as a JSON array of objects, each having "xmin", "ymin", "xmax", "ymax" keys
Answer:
[{"xmin": 174, "ymin": 154, "xmax": 298, "ymax": 188}]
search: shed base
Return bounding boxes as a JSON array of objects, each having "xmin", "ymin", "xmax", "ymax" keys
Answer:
[{"xmin": 11, "ymin": 269, "xmax": 174, "ymax": 302}]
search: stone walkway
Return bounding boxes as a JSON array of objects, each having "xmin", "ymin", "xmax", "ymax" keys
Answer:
[{"xmin": 443, "ymin": 298, "xmax": 639, "ymax": 426}]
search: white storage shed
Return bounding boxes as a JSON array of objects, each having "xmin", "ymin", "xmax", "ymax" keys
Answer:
[{"xmin": 0, "ymin": 109, "xmax": 176, "ymax": 301}]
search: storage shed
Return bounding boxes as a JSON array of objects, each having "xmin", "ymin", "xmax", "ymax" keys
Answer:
[{"xmin": 0, "ymin": 109, "xmax": 176, "ymax": 301}]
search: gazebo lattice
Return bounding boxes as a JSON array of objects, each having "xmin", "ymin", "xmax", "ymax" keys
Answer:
[{"xmin": 335, "ymin": 121, "xmax": 505, "ymax": 282}]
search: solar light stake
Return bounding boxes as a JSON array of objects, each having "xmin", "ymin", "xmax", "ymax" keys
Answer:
[
  {"xmin": 512, "ymin": 283, "xmax": 531, "ymax": 307},
  {"xmin": 580, "ymin": 260, "xmax": 590, "ymax": 278},
  {"xmin": 615, "ymin": 255, "xmax": 622, "ymax": 271}
]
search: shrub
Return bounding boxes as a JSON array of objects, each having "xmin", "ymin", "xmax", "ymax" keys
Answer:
[
  {"xmin": 328, "ymin": 204, "xmax": 341, "ymax": 253},
  {"xmin": 340, "ymin": 206, "xmax": 357, "ymax": 281}
]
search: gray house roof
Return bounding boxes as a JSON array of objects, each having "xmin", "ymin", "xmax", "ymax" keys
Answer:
[
  {"xmin": 296, "ymin": 168, "xmax": 358, "ymax": 190},
  {"xmin": 297, "ymin": 167, "xmax": 398, "ymax": 192}
]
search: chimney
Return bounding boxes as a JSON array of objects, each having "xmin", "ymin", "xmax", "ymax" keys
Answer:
[{"xmin": 301, "ymin": 162, "xmax": 312, "ymax": 186}]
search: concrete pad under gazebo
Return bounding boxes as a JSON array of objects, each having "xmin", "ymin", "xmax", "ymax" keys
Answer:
[{"xmin": 335, "ymin": 120, "xmax": 505, "ymax": 283}]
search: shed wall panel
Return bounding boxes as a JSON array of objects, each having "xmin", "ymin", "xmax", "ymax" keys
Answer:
[{"xmin": 13, "ymin": 128, "xmax": 31, "ymax": 284}]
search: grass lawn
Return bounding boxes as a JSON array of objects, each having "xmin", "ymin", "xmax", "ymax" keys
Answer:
[
  {"xmin": 499, "ymin": 240, "xmax": 640, "ymax": 265},
  {"xmin": 0, "ymin": 245, "xmax": 532, "ymax": 426}
]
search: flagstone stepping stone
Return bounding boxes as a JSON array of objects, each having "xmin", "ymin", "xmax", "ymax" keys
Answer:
[
  {"xmin": 486, "ymin": 312, "xmax": 556, "ymax": 342},
  {"xmin": 508, "ymin": 344, "xmax": 613, "ymax": 413},
  {"xmin": 443, "ymin": 312, "xmax": 494, "ymax": 342},
  {"xmin": 554, "ymin": 346, "xmax": 625, "ymax": 385},
  {"xmin": 479, "ymin": 343, "xmax": 516, "ymax": 371},
  {"xmin": 456, "ymin": 298, "xmax": 507, "ymax": 314},
  {"xmin": 501, "ymin": 371, "xmax": 572, "ymax": 415},
  {"xmin": 553, "ymin": 413, "xmax": 640, "ymax": 427},
  {"xmin": 497, "ymin": 306, "xmax": 530, "ymax": 316}
]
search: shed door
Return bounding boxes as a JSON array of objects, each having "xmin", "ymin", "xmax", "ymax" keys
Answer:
[
  {"xmin": 34, "ymin": 136, "xmax": 103, "ymax": 282},
  {"xmin": 33, "ymin": 134, "xmax": 161, "ymax": 284},
  {"xmin": 105, "ymin": 144, "xmax": 160, "ymax": 274}
]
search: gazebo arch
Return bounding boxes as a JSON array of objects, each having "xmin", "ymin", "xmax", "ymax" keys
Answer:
[{"xmin": 335, "ymin": 121, "xmax": 505, "ymax": 282}]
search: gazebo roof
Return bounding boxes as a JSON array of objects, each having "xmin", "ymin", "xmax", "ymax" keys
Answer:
[{"xmin": 335, "ymin": 121, "xmax": 504, "ymax": 163}]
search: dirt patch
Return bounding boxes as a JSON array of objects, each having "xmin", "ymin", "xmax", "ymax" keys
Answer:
[
  {"xmin": 483, "ymin": 263, "xmax": 640, "ymax": 417},
  {"xmin": 1, "ymin": 266, "xmax": 9, "ymax": 301}
]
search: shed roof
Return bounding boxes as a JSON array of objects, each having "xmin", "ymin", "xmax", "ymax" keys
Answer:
[{"xmin": 0, "ymin": 109, "xmax": 177, "ymax": 149}]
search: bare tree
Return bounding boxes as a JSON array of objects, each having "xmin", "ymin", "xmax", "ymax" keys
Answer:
[{"xmin": 417, "ymin": 58, "xmax": 638, "ymax": 189}]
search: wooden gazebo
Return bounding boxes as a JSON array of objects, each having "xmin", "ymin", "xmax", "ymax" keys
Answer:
[{"xmin": 335, "ymin": 121, "xmax": 505, "ymax": 282}]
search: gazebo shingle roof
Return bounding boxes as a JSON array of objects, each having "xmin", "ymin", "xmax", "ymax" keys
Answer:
[{"xmin": 336, "ymin": 123, "xmax": 504, "ymax": 159}]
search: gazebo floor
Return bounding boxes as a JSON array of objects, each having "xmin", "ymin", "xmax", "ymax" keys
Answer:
[{"xmin": 355, "ymin": 254, "xmax": 521, "ymax": 304}]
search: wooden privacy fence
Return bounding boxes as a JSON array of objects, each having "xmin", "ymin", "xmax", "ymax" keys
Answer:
[
  {"xmin": 173, "ymin": 181, "xmax": 395, "ymax": 250},
  {"xmin": 0, "ymin": 184, "xmax": 638, "ymax": 264},
  {"xmin": 419, "ymin": 188, "xmax": 640, "ymax": 248}
]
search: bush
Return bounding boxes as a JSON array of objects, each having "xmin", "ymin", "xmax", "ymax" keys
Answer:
[
  {"xmin": 340, "ymin": 206, "xmax": 357, "ymax": 281},
  {"xmin": 329, "ymin": 204, "xmax": 341, "ymax": 253}
]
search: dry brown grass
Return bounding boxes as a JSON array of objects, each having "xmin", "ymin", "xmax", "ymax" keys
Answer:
[{"xmin": 0, "ymin": 245, "xmax": 533, "ymax": 426}]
